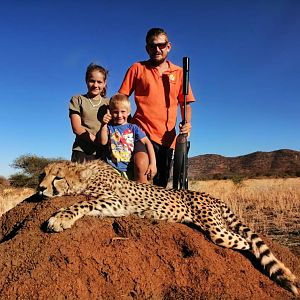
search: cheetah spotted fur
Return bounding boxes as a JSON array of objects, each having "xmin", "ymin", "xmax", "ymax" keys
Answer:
[{"xmin": 38, "ymin": 160, "xmax": 298, "ymax": 295}]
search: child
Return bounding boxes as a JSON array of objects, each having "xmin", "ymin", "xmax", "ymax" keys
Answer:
[
  {"xmin": 100, "ymin": 94, "xmax": 157, "ymax": 183},
  {"xmin": 69, "ymin": 63, "xmax": 109, "ymax": 163}
]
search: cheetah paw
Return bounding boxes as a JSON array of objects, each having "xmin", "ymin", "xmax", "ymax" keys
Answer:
[{"xmin": 47, "ymin": 210, "xmax": 76, "ymax": 232}]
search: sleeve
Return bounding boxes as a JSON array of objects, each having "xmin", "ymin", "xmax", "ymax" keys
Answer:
[
  {"xmin": 69, "ymin": 95, "xmax": 81, "ymax": 116},
  {"xmin": 107, "ymin": 125, "xmax": 113, "ymax": 136},
  {"xmin": 118, "ymin": 64, "xmax": 138, "ymax": 96},
  {"xmin": 177, "ymin": 69, "xmax": 195, "ymax": 104},
  {"xmin": 186, "ymin": 83, "xmax": 195, "ymax": 103},
  {"xmin": 132, "ymin": 124, "xmax": 146, "ymax": 142}
]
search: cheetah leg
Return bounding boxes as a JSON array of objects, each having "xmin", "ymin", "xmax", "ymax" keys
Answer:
[
  {"xmin": 47, "ymin": 194, "xmax": 129, "ymax": 232},
  {"xmin": 193, "ymin": 218, "xmax": 250, "ymax": 250}
]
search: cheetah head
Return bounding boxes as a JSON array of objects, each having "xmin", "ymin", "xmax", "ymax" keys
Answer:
[{"xmin": 38, "ymin": 161, "xmax": 92, "ymax": 198}]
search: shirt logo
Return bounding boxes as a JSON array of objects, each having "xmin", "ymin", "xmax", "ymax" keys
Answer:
[{"xmin": 169, "ymin": 74, "xmax": 175, "ymax": 82}]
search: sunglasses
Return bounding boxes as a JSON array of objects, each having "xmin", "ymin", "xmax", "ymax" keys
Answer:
[{"xmin": 147, "ymin": 42, "xmax": 169, "ymax": 50}]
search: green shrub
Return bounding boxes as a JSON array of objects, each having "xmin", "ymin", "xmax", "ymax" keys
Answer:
[
  {"xmin": 9, "ymin": 154, "xmax": 64, "ymax": 188},
  {"xmin": 231, "ymin": 175, "xmax": 245, "ymax": 185}
]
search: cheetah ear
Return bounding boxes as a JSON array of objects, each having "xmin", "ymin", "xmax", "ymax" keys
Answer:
[{"xmin": 79, "ymin": 168, "xmax": 93, "ymax": 180}]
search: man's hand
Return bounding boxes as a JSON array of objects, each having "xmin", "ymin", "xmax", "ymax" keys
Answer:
[
  {"xmin": 145, "ymin": 163, "xmax": 157, "ymax": 180},
  {"xmin": 179, "ymin": 122, "xmax": 191, "ymax": 137}
]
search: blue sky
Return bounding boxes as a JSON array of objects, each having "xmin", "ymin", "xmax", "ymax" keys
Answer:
[{"xmin": 0, "ymin": 0, "xmax": 299, "ymax": 177}]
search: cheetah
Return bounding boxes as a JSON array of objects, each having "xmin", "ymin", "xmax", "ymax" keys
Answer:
[{"xmin": 38, "ymin": 160, "xmax": 298, "ymax": 295}]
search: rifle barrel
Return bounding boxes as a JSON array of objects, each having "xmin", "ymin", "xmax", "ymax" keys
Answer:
[{"xmin": 183, "ymin": 57, "xmax": 190, "ymax": 96}]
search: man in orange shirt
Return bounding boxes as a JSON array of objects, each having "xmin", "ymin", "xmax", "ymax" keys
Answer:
[{"xmin": 119, "ymin": 28, "xmax": 195, "ymax": 187}]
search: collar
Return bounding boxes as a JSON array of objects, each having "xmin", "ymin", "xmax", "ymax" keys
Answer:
[{"xmin": 144, "ymin": 60, "xmax": 181, "ymax": 72}]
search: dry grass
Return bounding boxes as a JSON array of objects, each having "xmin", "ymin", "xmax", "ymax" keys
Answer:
[
  {"xmin": 189, "ymin": 178, "xmax": 300, "ymax": 253},
  {"xmin": 0, "ymin": 186, "xmax": 35, "ymax": 217}
]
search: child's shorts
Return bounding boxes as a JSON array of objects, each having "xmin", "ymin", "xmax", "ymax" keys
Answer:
[{"xmin": 116, "ymin": 164, "xmax": 134, "ymax": 180}]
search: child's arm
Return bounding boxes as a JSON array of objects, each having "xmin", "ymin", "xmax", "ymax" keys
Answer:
[
  {"xmin": 99, "ymin": 109, "xmax": 112, "ymax": 145},
  {"xmin": 70, "ymin": 114, "xmax": 96, "ymax": 142},
  {"xmin": 140, "ymin": 136, "xmax": 157, "ymax": 178}
]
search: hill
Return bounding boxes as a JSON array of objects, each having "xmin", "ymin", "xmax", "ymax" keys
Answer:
[
  {"xmin": 0, "ymin": 194, "xmax": 299, "ymax": 299},
  {"xmin": 188, "ymin": 149, "xmax": 300, "ymax": 179}
]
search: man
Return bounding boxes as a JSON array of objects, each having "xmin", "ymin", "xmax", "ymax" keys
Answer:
[{"xmin": 119, "ymin": 28, "xmax": 195, "ymax": 187}]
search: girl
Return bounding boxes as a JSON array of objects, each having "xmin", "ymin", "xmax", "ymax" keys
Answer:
[{"xmin": 69, "ymin": 63, "xmax": 109, "ymax": 162}]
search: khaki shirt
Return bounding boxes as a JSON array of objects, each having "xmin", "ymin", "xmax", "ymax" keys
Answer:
[{"xmin": 69, "ymin": 94, "xmax": 109, "ymax": 155}]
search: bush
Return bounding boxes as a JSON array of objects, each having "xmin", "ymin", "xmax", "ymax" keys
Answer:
[
  {"xmin": 230, "ymin": 175, "xmax": 245, "ymax": 185},
  {"xmin": 0, "ymin": 175, "xmax": 9, "ymax": 187},
  {"xmin": 9, "ymin": 154, "xmax": 64, "ymax": 188},
  {"xmin": 8, "ymin": 173, "xmax": 33, "ymax": 188}
]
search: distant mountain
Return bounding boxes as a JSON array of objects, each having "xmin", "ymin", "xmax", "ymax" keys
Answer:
[{"xmin": 187, "ymin": 149, "xmax": 300, "ymax": 179}]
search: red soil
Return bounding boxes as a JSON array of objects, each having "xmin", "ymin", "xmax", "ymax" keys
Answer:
[{"xmin": 0, "ymin": 194, "xmax": 299, "ymax": 299}]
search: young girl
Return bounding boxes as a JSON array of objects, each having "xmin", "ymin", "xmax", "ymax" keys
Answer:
[
  {"xmin": 69, "ymin": 63, "xmax": 110, "ymax": 162},
  {"xmin": 100, "ymin": 94, "xmax": 157, "ymax": 183}
]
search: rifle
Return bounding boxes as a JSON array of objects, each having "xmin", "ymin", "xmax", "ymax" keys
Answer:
[{"xmin": 173, "ymin": 57, "xmax": 190, "ymax": 190}]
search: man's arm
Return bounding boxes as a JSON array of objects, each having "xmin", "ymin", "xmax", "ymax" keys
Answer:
[{"xmin": 118, "ymin": 64, "xmax": 138, "ymax": 96}]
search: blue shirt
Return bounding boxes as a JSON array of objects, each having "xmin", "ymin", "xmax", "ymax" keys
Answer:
[{"xmin": 106, "ymin": 123, "xmax": 146, "ymax": 172}]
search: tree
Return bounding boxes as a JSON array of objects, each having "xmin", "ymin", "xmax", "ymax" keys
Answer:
[{"xmin": 9, "ymin": 154, "xmax": 64, "ymax": 188}]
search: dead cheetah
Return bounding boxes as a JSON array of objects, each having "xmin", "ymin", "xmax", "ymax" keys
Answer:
[{"xmin": 38, "ymin": 160, "xmax": 298, "ymax": 295}]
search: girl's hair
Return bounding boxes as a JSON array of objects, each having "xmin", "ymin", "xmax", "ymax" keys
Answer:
[
  {"xmin": 85, "ymin": 63, "xmax": 108, "ymax": 97},
  {"xmin": 109, "ymin": 94, "xmax": 131, "ymax": 112}
]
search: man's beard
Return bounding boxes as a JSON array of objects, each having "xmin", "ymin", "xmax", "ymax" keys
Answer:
[{"xmin": 149, "ymin": 56, "xmax": 165, "ymax": 66}]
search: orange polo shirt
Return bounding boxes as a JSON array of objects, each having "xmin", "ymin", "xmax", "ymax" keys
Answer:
[{"xmin": 119, "ymin": 60, "xmax": 195, "ymax": 148}]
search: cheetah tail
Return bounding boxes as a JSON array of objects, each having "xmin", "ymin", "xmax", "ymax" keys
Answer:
[
  {"xmin": 221, "ymin": 204, "xmax": 298, "ymax": 296},
  {"xmin": 248, "ymin": 231, "xmax": 298, "ymax": 296}
]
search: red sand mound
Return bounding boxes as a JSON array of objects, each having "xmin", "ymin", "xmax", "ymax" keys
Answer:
[{"xmin": 0, "ymin": 194, "xmax": 299, "ymax": 299}]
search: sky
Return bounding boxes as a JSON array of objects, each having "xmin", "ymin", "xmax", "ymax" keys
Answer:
[{"xmin": 0, "ymin": 0, "xmax": 299, "ymax": 177}]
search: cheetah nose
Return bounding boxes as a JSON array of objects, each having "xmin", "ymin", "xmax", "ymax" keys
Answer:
[{"xmin": 38, "ymin": 186, "xmax": 47, "ymax": 196}]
